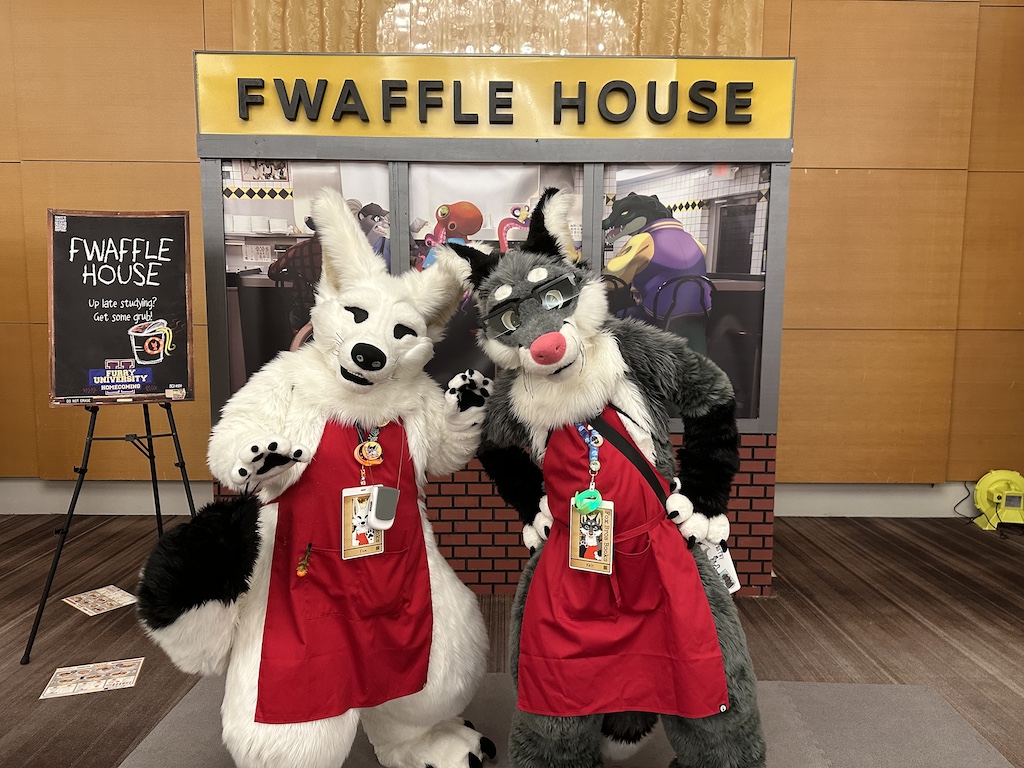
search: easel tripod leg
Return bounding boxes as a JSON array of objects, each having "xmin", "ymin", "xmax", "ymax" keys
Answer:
[
  {"xmin": 142, "ymin": 404, "xmax": 163, "ymax": 537},
  {"xmin": 21, "ymin": 405, "xmax": 99, "ymax": 665},
  {"xmin": 161, "ymin": 403, "xmax": 196, "ymax": 518}
]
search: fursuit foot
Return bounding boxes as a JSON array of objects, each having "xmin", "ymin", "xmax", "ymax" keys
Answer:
[{"xmin": 374, "ymin": 718, "xmax": 496, "ymax": 768}]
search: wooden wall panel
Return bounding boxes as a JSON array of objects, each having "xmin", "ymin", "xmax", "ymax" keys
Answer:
[
  {"xmin": 969, "ymin": 8, "xmax": 1024, "ymax": 171},
  {"xmin": 10, "ymin": 1, "xmax": 204, "ymax": 162},
  {"xmin": 30, "ymin": 323, "xmax": 212, "ymax": 482},
  {"xmin": 776, "ymin": 329, "xmax": 956, "ymax": 483},
  {"xmin": 0, "ymin": 163, "xmax": 29, "ymax": 323},
  {"xmin": 204, "ymin": 0, "xmax": 234, "ymax": 50},
  {"xmin": 761, "ymin": 0, "xmax": 792, "ymax": 57},
  {"xmin": 957, "ymin": 172, "xmax": 1024, "ymax": 330},
  {"xmin": 0, "ymin": 0, "xmax": 18, "ymax": 161},
  {"xmin": 947, "ymin": 330, "xmax": 1024, "ymax": 480},
  {"xmin": 20, "ymin": 161, "xmax": 207, "ymax": 327},
  {"xmin": 0, "ymin": 324, "xmax": 39, "ymax": 477},
  {"xmin": 784, "ymin": 168, "xmax": 966, "ymax": 330},
  {"xmin": 790, "ymin": 0, "xmax": 977, "ymax": 170}
]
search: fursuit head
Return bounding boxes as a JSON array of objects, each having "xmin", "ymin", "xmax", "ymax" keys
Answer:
[
  {"xmin": 136, "ymin": 187, "xmax": 495, "ymax": 768},
  {"xmin": 442, "ymin": 189, "xmax": 764, "ymax": 768}
]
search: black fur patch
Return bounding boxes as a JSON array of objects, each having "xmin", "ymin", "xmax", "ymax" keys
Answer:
[
  {"xmin": 601, "ymin": 711, "xmax": 660, "ymax": 744},
  {"xmin": 136, "ymin": 494, "xmax": 261, "ymax": 630},
  {"xmin": 521, "ymin": 188, "xmax": 563, "ymax": 259},
  {"xmin": 446, "ymin": 242, "xmax": 501, "ymax": 289},
  {"xmin": 477, "ymin": 443, "xmax": 545, "ymax": 526},
  {"xmin": 676, "ymin": 398, "xmax": 740, "ymax": 519}
]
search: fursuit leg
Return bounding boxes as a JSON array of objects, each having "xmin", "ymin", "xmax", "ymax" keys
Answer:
[
  {"xmin": 219, "ymin": 507, "xmax": 361, "ymax": 768},
  {"xmin": 360, "ymin": 535, "xmax": 493, "ymax": 768},
  {"xmin": 508, "ymin": 711, "xmax": 603, "ymax": 768},
  {"xmin": 661, "ymin": 549, "xmax": 766, "ymax": 768}
]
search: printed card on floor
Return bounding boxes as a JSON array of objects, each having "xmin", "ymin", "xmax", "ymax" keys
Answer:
[
  {"xmin": 62, "ymin": 585, "xmax": 137, "ymax": 616},
  {"xmin": 568, "ymin": 500, "xmax": 614, "ymax": 575},
  {"xmin": 342, "ymin": 486, "xmax": 385, "ymax": 560},
  {"xmin": 39, "ymin": 657, "xmax": 144, "ymax": 699}
]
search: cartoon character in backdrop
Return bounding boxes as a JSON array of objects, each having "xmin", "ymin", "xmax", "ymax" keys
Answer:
[
  {"xmin": 137, "ymin": 188, "xmax": 496, "ymax": 768},
  {"xmin": 603, "ymin": 192, "xmax": 712, "ymax": 349},
  {"xmin": 445, "ymin": 189, "xmax": 765, "ymax": 768},
  {"xmin": 419, "ymin": 201, "xmax": 484, "ymax": 270}
]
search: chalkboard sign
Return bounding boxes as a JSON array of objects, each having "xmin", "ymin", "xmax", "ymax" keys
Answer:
[{"xmin": 48, "ymin": 210, "xmax": 194, "ymax": 406}]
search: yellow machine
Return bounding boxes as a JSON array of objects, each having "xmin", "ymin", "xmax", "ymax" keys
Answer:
[{"xmin": 973, "ymin": 470, "xmax": 1024, "ymax": 531}]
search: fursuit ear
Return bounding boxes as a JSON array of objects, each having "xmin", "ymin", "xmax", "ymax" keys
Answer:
[
  {"xmin": 444, "ymin": 241, "xmax": 501, "ymax": 290},
  {"xmin": 523, "ymin": 187, "xmax": 577, "ymax": 264},
  {"xmin": 401, "ymin": 246, "xmax": 469, "ymax": 341},
  {"xmin": 310, "ymin": 187, "xmax": 387, "ymax": 300}
]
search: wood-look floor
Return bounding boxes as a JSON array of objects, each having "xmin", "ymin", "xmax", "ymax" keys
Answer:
[{"xmin": 1, "ymin": 514, "xmax": 1021, "ymax": 768}]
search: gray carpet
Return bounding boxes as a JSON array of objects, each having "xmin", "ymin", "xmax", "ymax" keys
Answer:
[{"xmin": 118, "ymin": 674, "xmax": 1012, "ymax": 768}]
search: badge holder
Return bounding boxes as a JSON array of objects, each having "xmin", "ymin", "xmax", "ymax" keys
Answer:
[
  {"xmin": 341, "ymin": 486, "xmax": 385, "ymax": 560},
  {"xmin": 569, "ymin": 499, "xmax": 614, "ymax": 575}
]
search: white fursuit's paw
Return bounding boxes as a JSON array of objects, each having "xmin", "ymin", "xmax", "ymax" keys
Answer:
[
  {"xmin": 522, "ymin": 496, "xmax": 553, "ymax": 554},
  {"xmin": 229, "ymin": 436, "xmax": 310, "ymax": 486},
  {"xmin": 445, "ymin": 369, "xmax": 491, "ymax": 425},
  {"xmin": 677, "ymin": 509, "xmax": 731, "ymax": 550},
  {"xmin": 374, "ymin": 718, "xmax": 496, "ymax": 768}
]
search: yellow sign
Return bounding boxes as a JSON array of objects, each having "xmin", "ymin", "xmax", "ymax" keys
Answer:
[{"xmin": 195, "ymin": 53, "xmax": 794, "ymax": 141}]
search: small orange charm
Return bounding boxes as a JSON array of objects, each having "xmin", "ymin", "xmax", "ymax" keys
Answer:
[{"xmin": 296, "ymin": 542, "xmax": 312, "ymax": 577}]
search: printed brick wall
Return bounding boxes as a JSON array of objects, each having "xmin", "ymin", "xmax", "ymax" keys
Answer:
[{"xmin": 214, "ymin": 432, "xmax": 776, "ymax": 598}]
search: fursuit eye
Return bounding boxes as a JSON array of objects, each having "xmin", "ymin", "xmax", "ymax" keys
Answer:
[
  {"xmin": 501, "ymin": 309, "xmax": 520, "ymax": 331},
  {"xmin": 394, "ymin": 324, "xmax": 417, "ymax": 339},
  {"xmin": 344, "ymin": 306, "xmax": 369, "ymax": 323},
  {"xmin": 542, "ymin": 290, "xmax": 565, "ymax": 310}
]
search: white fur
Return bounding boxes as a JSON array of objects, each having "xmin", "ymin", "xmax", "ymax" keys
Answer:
[
  {"xmin": 143, "ymin": 600, "xmax": 238, "ymax": 676},
  {"xmin": 159, "ymin": 188, "xmax": 489, "ymax": 768},
  {"xmin": 541, "ymin": 190, "xmax": 578, "ymax": 263}
]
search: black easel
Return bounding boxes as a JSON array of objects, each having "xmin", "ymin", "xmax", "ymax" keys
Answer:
[{"xmin": 20, "ymin": 402, "xmax": 198, "ymax": 665}]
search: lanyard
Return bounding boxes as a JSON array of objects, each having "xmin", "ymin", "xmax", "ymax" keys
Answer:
[{"xmin": 573, "ymin": 422, "xmax": 604, "ymax": 513}]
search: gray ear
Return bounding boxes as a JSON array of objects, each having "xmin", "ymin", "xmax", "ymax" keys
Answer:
[
  {"xmin": 522, "ymin": 188, "xmax": 577, "ymax": 263},
  {"xmin": 310, "ymin": 187, "xmax": 386, "ymax": 301}
]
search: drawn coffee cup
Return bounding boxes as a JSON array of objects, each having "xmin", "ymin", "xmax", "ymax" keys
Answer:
[{"xmin": 129, "ymin": 319, "xmax": 174, "ymax": 365}]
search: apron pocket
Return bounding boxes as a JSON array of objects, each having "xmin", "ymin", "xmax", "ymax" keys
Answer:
[
  {"xmin": 613, "ymin": 539, "xmax": 664, "ymax": 614},
  {"xmin": 556, "ymin": 564, "xmax": 618, "ymax": 621},
  {"xmin": 302, "ymin": 546, "xmax": 410, "ymax": 620}
]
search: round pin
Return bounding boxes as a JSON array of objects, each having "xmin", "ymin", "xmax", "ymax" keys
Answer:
[
  {"xmin": 590, "ymin": 433, "xmax": 604, "ymax": 447},
  {"xmin": 589, "ymin": 460, "xmax": 601, "ymax": 473}
]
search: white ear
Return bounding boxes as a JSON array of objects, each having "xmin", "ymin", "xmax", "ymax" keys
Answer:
[
  {"xmin": 404, "ymin": 246, "xmax": 471, "ymax": 340},
  {"xmin": 311, "ymin": 187, "xmax": 386, "ymax": 300},
  {"xmin": 543, "ymin": 189, "xmax": 578, "ymax": 263}
]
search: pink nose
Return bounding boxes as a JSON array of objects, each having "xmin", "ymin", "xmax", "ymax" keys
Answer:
[{"xmin": 530, "ymin": 332, "xmax": 567, "ymax": 365}]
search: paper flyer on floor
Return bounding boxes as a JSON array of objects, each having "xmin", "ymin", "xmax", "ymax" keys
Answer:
[
  {"xmin": 39, "ymin": 658, "xmax": 145, "ymax": 699},
  {"xmin": 62, "ymin": 585, "xmax": 137, "ymax": 616}
]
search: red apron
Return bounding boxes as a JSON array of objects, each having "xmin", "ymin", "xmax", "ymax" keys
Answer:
[
  {"xmin": 517, "ymin": 408, "xmax": 729, "ymax": 719},
  {"xmin": 255, "ymin": 420, "xmax": 432, "ymax": 724}
]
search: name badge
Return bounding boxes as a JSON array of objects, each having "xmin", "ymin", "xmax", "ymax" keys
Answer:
[
  {"xmin": 568, "ymin": 499, "xmax": 614, "ymax": 575},
  {"xmin": 341, "ymin": 485, "xmax": 385, "ymax": 560}
]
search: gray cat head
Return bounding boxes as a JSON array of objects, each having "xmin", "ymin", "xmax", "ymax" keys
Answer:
[{"xmin": 443, "ymin": 189, "xmax": 609, "ymax": 377}]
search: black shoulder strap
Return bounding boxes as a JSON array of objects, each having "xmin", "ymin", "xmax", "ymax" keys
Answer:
[{"xmin": 589, "ymin": 413, "xmax": 667, "ymax": 506}]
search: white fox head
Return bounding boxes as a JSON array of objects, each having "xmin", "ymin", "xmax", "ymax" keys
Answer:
[
  {"xmin": 444, "ymin": 188, "xmax": 608, "ymax": 379},
  {"xmin": 309, "ymin": 188, "xmax": 469, "ymax": 393}
]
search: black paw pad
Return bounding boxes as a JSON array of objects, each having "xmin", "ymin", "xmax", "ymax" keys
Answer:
[
  {"xmin": 468, "ymin": 755, "xmax": 483, "ymax": 768},
  {"xmin": 481, "ymin": 736, "xmax": 497, "ymax": 759},
  {"xmin": 667, "ymin": 509, "xmax": 679, "ymax": 520},
  {"xmin": 463, "ymin": 719, "xmax": 475, "ymax": 730},
  {"xmin": 687, "ymin": 535, "xmax": 697, "ymax": 549},
  {"xmin": 719, "ymin": 539, "xmax": 729, "ymax": 552}
]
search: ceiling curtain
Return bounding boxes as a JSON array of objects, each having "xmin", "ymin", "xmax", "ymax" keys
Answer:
[{"xmin": 231, "ymin": 0, "xmax": 763, "ymax": 56}]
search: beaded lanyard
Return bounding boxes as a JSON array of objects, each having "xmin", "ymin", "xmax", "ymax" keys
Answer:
[{"xmin": 573, "ymin": 422, "xmax": 605, "ymax": 513}]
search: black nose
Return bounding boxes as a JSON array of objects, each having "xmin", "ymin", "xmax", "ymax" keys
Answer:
[{"xmin": 351, "ymin": 343, "xmax": 387, "ymax": 371}]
